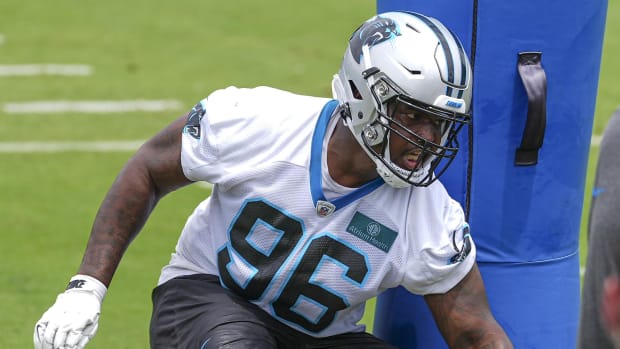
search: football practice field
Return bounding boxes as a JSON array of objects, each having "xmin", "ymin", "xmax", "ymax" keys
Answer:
[{"xmin": 1, "ymin": 1, "xmax": 618, "ymax": 348}]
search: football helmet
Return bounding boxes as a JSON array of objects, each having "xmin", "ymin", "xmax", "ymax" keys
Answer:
[{"xmin": 332, "ymin": 11, "xmax": 472, "ymax": 187}]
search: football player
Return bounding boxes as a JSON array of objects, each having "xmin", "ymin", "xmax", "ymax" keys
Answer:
[
  {"xmin": 579, "ymin": 107, "xmax": 620, "ymax": 349},
  {"xmin": 34, "ymin": 11, "xmax": 513, "ymax": 349}
]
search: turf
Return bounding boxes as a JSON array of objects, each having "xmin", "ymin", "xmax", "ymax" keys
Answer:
[
  {"xmin": 1, "ymin": 1, "xmax": 617, "ymax": 348},
  {"xmin": 0, "ymin": 1, "xmax": 376, "ymax": 347}
]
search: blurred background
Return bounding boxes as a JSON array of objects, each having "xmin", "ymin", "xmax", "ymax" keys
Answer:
[{"xmin": 0, "ymin": 1, "xmax": 617, "ymax": 347}]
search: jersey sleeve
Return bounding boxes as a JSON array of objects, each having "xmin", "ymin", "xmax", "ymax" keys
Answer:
[
  {"xmin": 180, "ymin": 86, "xmax": 330, "ymax": 184},
  {"xmin": 401, "ymin": 186, "xmax": 477, "ymax": 295},
  {"xmin": 180, "ymin": 86, "xmax": 278, "ymax": 183},
  {"xmin": 180, "ymin": 88, "xmax": 231, "ymax": 182}
]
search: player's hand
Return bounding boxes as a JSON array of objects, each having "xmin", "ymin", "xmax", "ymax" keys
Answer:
[{"xmin": 34, "ymin": 275, "xmax": 107, "ymax": 349}]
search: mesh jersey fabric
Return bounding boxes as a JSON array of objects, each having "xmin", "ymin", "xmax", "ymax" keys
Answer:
[{"xmin": 158, "ymin": 86, "xmax": 476, "ymax": 337}]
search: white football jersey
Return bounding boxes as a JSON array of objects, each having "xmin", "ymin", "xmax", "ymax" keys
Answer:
[{"xmin": 158, "ymin": 86, "xmax": 476, "ymax": 337}]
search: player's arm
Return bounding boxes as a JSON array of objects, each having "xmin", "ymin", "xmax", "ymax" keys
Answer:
[
  {"xmin": 34, "ymin": 114, "xmax": 193, "ymax": 349},
  {"xmin": 425, "ymin": 263, "xmax": 514, "ymax": 349},
  {"xmin": 78, "ymin": 114, "xmax": 193, "ymax": 286}
]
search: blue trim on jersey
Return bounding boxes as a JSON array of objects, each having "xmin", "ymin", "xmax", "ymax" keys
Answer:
[
  {"xmin": 246, "ymin": 218, "xmax": 285, "ymax": 257},
  {"xmin": 225, "ymin": 247, "xmax": 259, "ymax": 289},
  {"xmin": 311, "ymin": 255, "xmax": 367, "ymax": 296},
  {"xmin": 224, "ymin": 198, "xmax": 308, "ymax": 304},
  {"xmin": 290, "ymin": 294, "xmax": 329, "ymax": 325},
  {"xmin": 309, "ymin": 100, "xmax": 384, "ymax": 213},
  {"xmin": 268, "ymin": 232, "xmax": 370, "ymax": 332}
]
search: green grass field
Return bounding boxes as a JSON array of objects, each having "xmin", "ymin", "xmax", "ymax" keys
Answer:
[{"xmin": 1, "ymin": 1, "xmax": 618, "ymax": 348}]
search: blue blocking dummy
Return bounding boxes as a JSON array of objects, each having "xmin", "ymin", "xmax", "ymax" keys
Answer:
[{"xmin": 373, "ymin": 1, "xmax": 608, "ymax": 348}]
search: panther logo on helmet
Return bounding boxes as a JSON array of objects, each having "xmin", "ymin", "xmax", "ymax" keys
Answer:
[{"xmin": 349, "ymin": 17, "xmax": 401, "ymax": 64}]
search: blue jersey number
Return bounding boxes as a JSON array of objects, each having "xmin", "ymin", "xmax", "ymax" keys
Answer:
[{"xmin": 217, "ymin": 199, "xmax": 369, "ymax": 333}]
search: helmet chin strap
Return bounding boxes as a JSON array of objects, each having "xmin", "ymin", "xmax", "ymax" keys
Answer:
[
  {"xmin": 379, "ymin": 136, "xmax": 432, "ymax": 188},
  {"xmin": 376, "ymin": 137, "xmax": 411, "ymax": 188}
]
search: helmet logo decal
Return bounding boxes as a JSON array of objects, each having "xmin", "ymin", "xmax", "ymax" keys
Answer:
[
  {"xmin": 349, "ymin": 16, "xmax": 401, "ymax": 64},
  {"xmin": 445, "ymin": 100, "xmax": 463, "ymax": 109}
]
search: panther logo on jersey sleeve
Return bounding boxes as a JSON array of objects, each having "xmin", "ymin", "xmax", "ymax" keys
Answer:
[
  {"xmin": 183, "ymin": 102, "xmax": 206, "ymax": 139},
  {"xmin": 449, "ymin": 224, "xmax": 472, "ymax": 264}
]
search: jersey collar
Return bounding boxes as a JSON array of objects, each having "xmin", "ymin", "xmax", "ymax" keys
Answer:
[{"xmin": 309, "ymin": 100, "xmax": 384, "ymax": 217}]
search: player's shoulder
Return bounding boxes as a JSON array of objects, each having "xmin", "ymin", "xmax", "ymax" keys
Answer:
[
  {"xmin": 377, "ymin": 179, "xmax": 458, "ymax": 220},
  {"xmin": 199, "ymin": 86, "xmax": 332, "ymax": 134},
  {"xmin": 385, "ymin": 178, "xmax": 451, "ymax": 202},
  {"xmin": 420, "ymin": 180, "xmax": 464, "ymax": 219},
  {"xmin": 207, "ymin": 85, "xmax": 289, "ymax": 100},
  {"xmin": 205, "ymin": 86, "xmax": 325, "ymax": 110},
  {"xmin": 425, "ymin": 179, "xmax": 451, "ymax": 198}
]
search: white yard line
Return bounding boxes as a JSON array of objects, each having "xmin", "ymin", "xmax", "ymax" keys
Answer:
[
  {"xmin": 0, "ymin": 140, "xmax": 214, "ymax": 190},
  {"xmin": 0, "ymin": 140, "xmax": 145, "ymax": 153},
  {"xmin": 3, "ymin": 100, "xmax": 183, "ymax": 113},
  {"xmin": 0, "ymin": 64, "xmax": 93, "ymax": 76},
  {"xmin": 0, "ymin": 34, "xmax": 5, "ymax": 45},
  {"xmin": 0, "ymin": 134, "xmax": 602, "ymax": 153}
]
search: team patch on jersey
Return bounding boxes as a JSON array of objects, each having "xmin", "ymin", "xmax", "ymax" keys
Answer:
[
  {"xmin": 449, "ymin": 224, "xmax": 472, "ymax": 264},
  {"xmin": 316, "ymin": 200, "xmax": 336, "ymax": 217},
  {"xmin": 183, "ymin": 102, "xmax": 205, "ymax": 139},
  {"xmin": 346, "ymin": 212, "xmax": 397, "ymax": 253}
]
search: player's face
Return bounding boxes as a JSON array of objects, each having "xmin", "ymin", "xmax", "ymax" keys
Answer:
[{"xmin": 386, "ymin": 100, "xmax": 442, "ymax": 171}]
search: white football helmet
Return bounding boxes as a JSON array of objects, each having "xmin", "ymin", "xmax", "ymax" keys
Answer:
[{"xmin": 332, "ymin": 11, "xmax": 472, "ymax": 187}]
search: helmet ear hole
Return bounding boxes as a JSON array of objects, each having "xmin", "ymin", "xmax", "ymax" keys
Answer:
[{"xmin": 348, "ymin": 80, "xmax": 363, "ymax": 100}]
